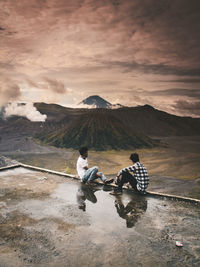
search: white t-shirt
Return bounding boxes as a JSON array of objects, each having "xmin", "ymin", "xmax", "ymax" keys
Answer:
[{"xmin": 76, "ymin": 156, "xmax": 88, "ymax": 179}]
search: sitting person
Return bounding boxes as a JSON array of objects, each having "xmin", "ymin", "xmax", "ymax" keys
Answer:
[
  {"xmin": 76, "ymin": 146, "xmax": 113, "ymax": 184},
  {"xmin": 110, "ymin": 153, "xmax": 149, "ymax": 195}
]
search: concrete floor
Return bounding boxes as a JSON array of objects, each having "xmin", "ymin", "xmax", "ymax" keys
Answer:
[{"xmin": 0, "ymin": 167, "xmax": 200, "ymax": 267}]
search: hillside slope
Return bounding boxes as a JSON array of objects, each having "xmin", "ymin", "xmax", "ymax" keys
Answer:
[
  {"xmin": 110, "ymin": 105, "xmax": 200, "ymax": 136},
  {"xmin": 37, "ymin": 110, "xmax": 157, "ymax": 150}
]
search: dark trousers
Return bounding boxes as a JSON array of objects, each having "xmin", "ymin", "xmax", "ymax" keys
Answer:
[{"xmin": 116, "ymin": 170, "xmax": 139, "ymax": 192}]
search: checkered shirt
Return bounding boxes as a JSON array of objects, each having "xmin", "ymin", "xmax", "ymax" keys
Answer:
[{"xmin": 118, "ymin": 162, "xmax": 149, "ymax": 192}]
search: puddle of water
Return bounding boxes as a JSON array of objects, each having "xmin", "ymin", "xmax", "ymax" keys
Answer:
[
  {"xmin": 51, "ymin": 182, "xmax": 148, "ymax": 231},
  {"xmin": 51, "ymin": 183, "xmax": 78, "ymax": 204}
]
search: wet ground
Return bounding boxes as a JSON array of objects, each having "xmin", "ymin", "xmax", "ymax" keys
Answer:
[{"xmin": 0, "ymin": 167, "xmax": 200, "ymax": 267}]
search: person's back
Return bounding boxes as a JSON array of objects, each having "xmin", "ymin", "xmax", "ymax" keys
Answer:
[
  {"xmin": 131, "ymin": 161, "xmax": 149, "ymax": 192},
  {"xmin": 110, "ymin": 153, "xmax": 149, "ymax": 195}
]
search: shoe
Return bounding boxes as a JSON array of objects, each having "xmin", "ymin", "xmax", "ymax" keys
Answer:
[
  {"xmin": 104, "ymin": 178, "xmax": 114, "ymax": 184},
  {"xmin": 103, "ymin": 185, "xmax": 113, "ymax": 192},
  {"xmin": 109, "ymin": 190, "xmax": 122, "ymax": 195},
  {"xmin": 140, "ymin": 191, "xmax": 147, "ymax": 195},
  {"xmin": 79, "ymin": 204, "xmax": 86, "ymax": 211}
]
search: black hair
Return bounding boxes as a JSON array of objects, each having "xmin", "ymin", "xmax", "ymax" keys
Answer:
[
  {"xmin": 130, "ymin": 153, "xmax": 139, "ymax": 162},
  {"xmin": 79, "ymin": 146, "xmax": 88, "ymax": 155}
]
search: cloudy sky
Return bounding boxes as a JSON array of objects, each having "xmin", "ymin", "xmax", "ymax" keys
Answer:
[{"xmin": 1, "ymin": 0, "xmax": 200, "ymax": 117}]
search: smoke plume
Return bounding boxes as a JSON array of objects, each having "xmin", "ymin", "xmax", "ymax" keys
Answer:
[{"xmin": 3, "ymin": 102, "xmax": 47, "ymax": 122}]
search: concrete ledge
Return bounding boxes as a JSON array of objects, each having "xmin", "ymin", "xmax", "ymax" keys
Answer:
[
  {"xmin": 146, "ymin": 190, "xmax": 200, "ymax": 205},
  {"xmin": 0, "ymin": 164, "xmax": 200, "ymax": 205},
  {"xmin": 20, "ymin": 163, "xmax": 78, "ymax": 180},
  {"xmin": 0, "ymin": 164, "xmax": 22, "ymax": 171}
]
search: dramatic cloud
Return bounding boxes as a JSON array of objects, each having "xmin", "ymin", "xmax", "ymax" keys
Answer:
[
  {"xmin": 43, "ymin": 78, "xmax": 67, "ymax": 94},
  {"xmin": 103, "ymin": 60, "xmax": 200, "ymax": 76},
  {"xmin": 172, "ymin": 100, "xmax": 200, "ymax": 117},
  {"xmin": 26, "ymin": 78, "xmax": 67, "ymax": 94},
  {"xmin": 3, "ymin": 102, "xmax": 47, "ymax": 122},
  {"xmin": 0, "ymin": 0, "xmax": 200, "ymax": 117},
  {"xmin": 139, "ymin": 88, "xmax": 200, "ymax": 99},
  {"xmin": 0, "ymin": 78, "xmax": 21, "ymax": 106},
  {"xmin": 158, "ymin": 78, "xmax": 200, "ymax": 83},
  {"xmin": 26, "ymin": 79, "xmax": 39, "ymax": 88}
]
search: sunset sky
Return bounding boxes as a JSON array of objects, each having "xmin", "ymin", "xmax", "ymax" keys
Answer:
[{"xmin": 1, "ymin": 0, "xmax": 200, "ymax": 117}]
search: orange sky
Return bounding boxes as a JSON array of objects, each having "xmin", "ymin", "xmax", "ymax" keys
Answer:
[{"xmin": 0, "ymin": 0, "xmax": 200, "ymax": 117}]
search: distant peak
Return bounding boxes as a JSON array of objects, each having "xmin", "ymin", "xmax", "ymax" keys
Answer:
[
  {"xmin": 83, "ymin": 95, "xmax": 111, "ymax": 103},
  {"xmin": 87, "ymin": 95, "xmax": 102, "ymax": 99},
  {"xmin": 79, "ymin": 95, "xmax": 112, "ymax": 108},
  {"xmin": 143, "ymin": 104, "xmax": 155, "ymax": 109}
]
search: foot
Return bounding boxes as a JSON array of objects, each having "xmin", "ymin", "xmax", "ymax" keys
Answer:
[
  {"xmin": 109, "ymin": 190, "xmax": 122, "ymax": 195},
  {"xmin": 102, "ymin": 185, "xmax": 113, "ymax": 192},
  {"xmin": 104, "ymin": 178, "xmax": 114, "ymax": 184},
  {"xmin": 79, "ymin": 204, "xmax": 86, "ymax": 211}
]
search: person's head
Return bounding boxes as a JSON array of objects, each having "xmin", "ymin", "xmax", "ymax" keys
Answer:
[
  {"xmin": 130, "ymin": 153, "xmax": 139, "ymax": 163},
  {"xmin": 79, "ymin": 146, "xmax": 88, "ymax": 159},
  {"xmin": 126, "ymin": 216, "xmax": 137, "ymax": 228}
]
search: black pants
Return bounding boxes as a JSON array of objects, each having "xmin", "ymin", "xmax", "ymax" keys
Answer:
[{"xmin": 116, "ymin": 170, "xmax": 139, "ymax": 192}]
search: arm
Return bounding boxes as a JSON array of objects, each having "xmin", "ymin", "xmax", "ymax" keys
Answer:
[
  {"xmin": 117, "ymin": 165, "xmax": 136, "ymax": 177},
  {"xmin": 114, "ymin": 165, "xmax": 135, "ymax": 185}
]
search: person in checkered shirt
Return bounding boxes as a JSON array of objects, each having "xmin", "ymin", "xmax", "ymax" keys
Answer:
[{"xmin": 110, "ymin": 153, "xmax": 149, "ymax": 195}]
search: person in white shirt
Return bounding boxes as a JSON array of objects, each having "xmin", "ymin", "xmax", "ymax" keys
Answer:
[{"xmin": 76, "ymin": 147, "xmax": 113, "ymax": 184}]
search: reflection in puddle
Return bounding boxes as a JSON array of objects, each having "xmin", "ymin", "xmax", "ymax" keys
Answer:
[
  {"xmin": 76, "ymin": 184, "xmax": 100, "ymax": 211},
  {"xmin": 114, "ymin": 195, "xmax": 147, "ymax": 228},
  {"xmin": 76, "ymin": 183, "xmax": 147, "ymax": 228}
]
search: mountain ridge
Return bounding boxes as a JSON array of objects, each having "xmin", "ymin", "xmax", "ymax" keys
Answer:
[{"xmin": 0, "ymin": 101, "xmax": 200, "ymax": 151}]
